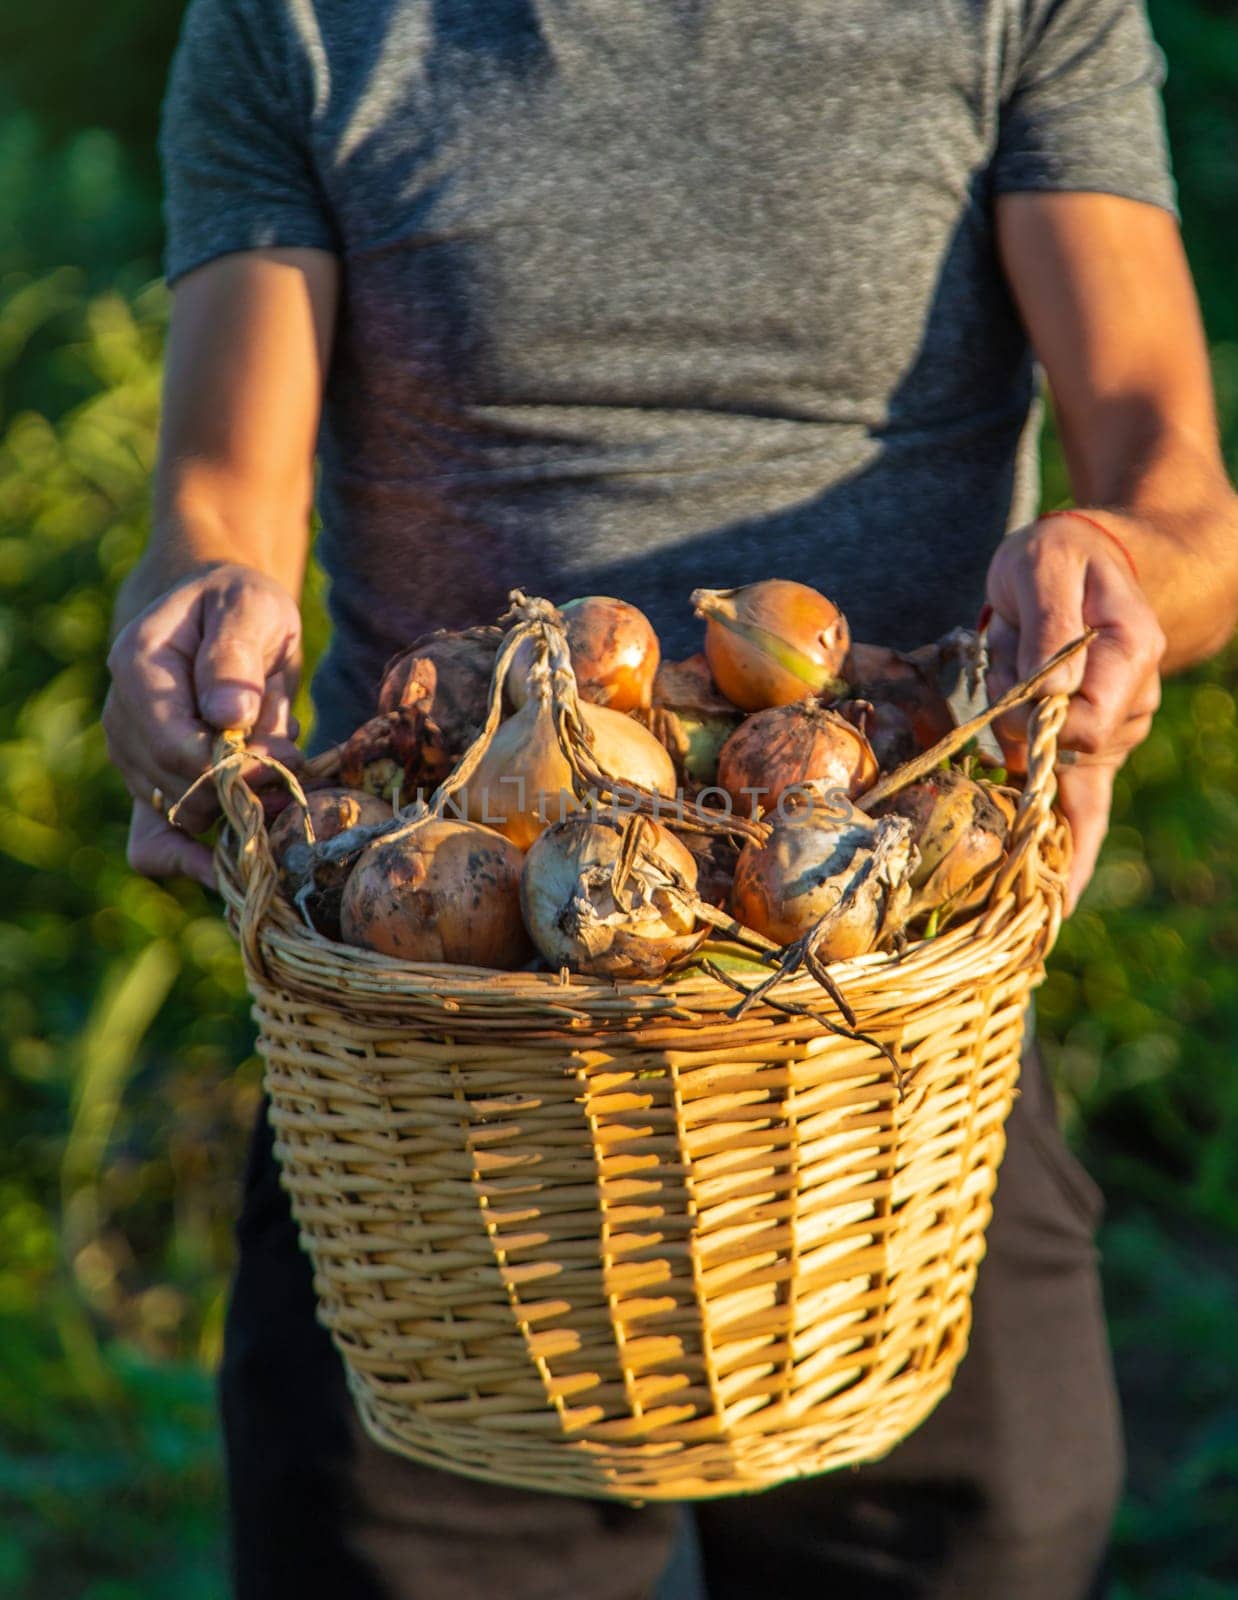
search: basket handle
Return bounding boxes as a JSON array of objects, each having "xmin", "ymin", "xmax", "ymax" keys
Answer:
[
  {"xmin": 209, "ymin": 732, "xmax": 287, "ymax": 977},
  {"xmin": 991, "ymin": 691, "xmax": 1070, "ymax": 908}
]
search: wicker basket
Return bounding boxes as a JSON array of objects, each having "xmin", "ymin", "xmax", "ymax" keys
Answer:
[{"xmin": 214, "ymin": 693, "xmax": 1069, "ymax": 1504}]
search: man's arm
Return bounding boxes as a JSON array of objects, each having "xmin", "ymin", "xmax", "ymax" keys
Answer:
[
  {"xmin": 987, "ymin": 192, "xmax": 1238, "ymax": 908},
  {"xmin": 104, "ymin": 247, "xmax": 339, "ymax": 884}
]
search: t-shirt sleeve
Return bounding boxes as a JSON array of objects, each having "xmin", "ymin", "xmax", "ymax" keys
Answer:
[
  {"xmin": 159, "ymin": 0, "xmax": 338, "ymax": 284},
  {"xmin": 993, "ymin": 0, "xmax": 1177, "ymax": 215}
]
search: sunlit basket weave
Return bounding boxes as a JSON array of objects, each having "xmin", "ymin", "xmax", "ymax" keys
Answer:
[{"xmin": 213, "ymin": 694, "xmax": 1069, "ymax": 1503}]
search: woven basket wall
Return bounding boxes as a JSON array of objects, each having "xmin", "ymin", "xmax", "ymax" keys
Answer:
[{"xmin": 214, "ymin": 696, "xmax": 1069, "ymax": 1503}]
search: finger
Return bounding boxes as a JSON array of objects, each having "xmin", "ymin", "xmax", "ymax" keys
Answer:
[
  {"xmin": 236, "ymin": 675, "xmax": 305, "ymax": 796},
  {"xmin": 988, "ymin": 541, "xmax": 1162, "ymax": 765},
  {"xmin": 1057, "ymin": 763, "xmax": 1117, "ymax": 914},
  {"xmin": 250, "ymin": 670, "xmax": 301, "ymax": 753},
  {"xmin": 194, "ymin": 584, "xmax": 300, "ymax": 732},
  {"xmin": 993, "ymin": 533, "xmax": 1091, "ymax": 698},
  {"xmin": 1055, "ymin": 667, "xmax": 1159, "ymax": 768},
  {"xmin": 1059, "ymin": 567, "xmax": 1164, "ymax": 755},
  {"xmin": 984, "ymin": 613, "xmax": 1019, "ymax": 703},
  {"xmin": 103, "ymin": 692, "xmax": 221, "ymax": 834},
  {"xmin": 107, "ymin": 627, "xmax": 216, "ymax": 785},
  {"xmin": 252, "ymin": 669, "xmax": 302, "ymax": 743},
  {"xmin": 127, "ymin": 803, "xmax": 217, "ymax": 888}
]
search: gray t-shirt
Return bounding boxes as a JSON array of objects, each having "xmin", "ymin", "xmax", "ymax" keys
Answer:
[{"xmin": 161, "ymin": 0, "xmax": 1174, "ymax": 748}]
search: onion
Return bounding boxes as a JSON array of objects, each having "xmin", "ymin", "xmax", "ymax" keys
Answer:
[
  {"xmin": 377, "ymin": 626, "xmax": 502, "ymax": 758},
  {"xmin": 464, "ymin": 698, "xmax": 677, "ymax": 850},
  {"xmin": 731, "ymin": 800, "xmax": 916, "ymax": 957},
  {"xmin": 653, "ymin": 653, "xmax": 738, "ymax": 717},
  {"xmin": 650, "ymin": 654, "xmax": 743, "ymax": 786},
  {"xmin": 692, "ymin": 580, "xmax": 850, "ymax": 711},
  {"xmin": 717, "ymin": 701, "xmax": 877, "ymax": 819},
  {"xmin": 843, "ymin": 642, "xmax": 921, "ymax": 688},
  {"xmin": 521, "ymin": 815, "xmax": 702, "ymax": 978},
  {"xmin": 269, "ymin": 787, "xmax": 392, "ymax": 938},
  {"xmin": 268, "ymin": 787, "xmax": 391, "ymax": 861},
  {"xmin": 841, "ymin": 642, "xmax": 955, "ymax": 759},
  {"xmin": 341, "ymin": 819, "xmax": 531, "ymax": 967},
  {"xmin": 509, "ymin": 597, "xmax": 660, "ymax": 712},
  {"xmin": 872, "ymin": 771, "xmax": 1016, "ymax": 920},
  {"xmin": 336, "ymin": 706, "xmax": 454, "ymax": 802},
  {"xmin": 834, "ymin": 697, "xmax": 919, "ymax": 771}
]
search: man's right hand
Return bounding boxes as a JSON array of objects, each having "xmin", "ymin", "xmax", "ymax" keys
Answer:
[{"xmin": 104, "ymin": 563, "xmax": 303, "ymax": 887}]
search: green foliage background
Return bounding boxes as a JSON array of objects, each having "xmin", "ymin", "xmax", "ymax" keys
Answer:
[{"xmin": 0, "ymin": 5, "xmax": 1235, "ymax": 1595}]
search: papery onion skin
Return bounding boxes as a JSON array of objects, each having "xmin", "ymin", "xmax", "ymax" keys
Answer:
[
  {"xmin": 843, "ymin": 642, "xmax": 921, "ymax": 689},
  {"xmin": 508, "ymin": 597, "xmax": 660, "ymax": 712},
  {"xmin": 731, "ymin": 803, "xmax": 915, "ymax": 957},
  {"xmin": 269, "ymin": 787, "xmax": 393, "ymax": 938},
  {"xmin": 521, "ymin": 816, "xmax": 702, "ymax": 979},
  {"xmin": 341, "ymin": 820, "xmax": 531, "ymax": 968},
  {"xmin": 692, "ymin": 580, "xmax": 850, "ymax": 712},
  {"xmin": 377, "ymin": 626, "xmax": 503, "ymax": 758},
  {"xmin": 653, "ymin": 654, "xmax": 739, "ymax": 718},
  {"xmin": 717, "ymin": 701, "xmax": 878, "ymax": 819},
  {"xmin": 465, "ymin": 699, "xmax": 677, "ymax": 849}
]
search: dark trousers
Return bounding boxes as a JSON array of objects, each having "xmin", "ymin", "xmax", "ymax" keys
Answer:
[{"xmin": 221, "ymin": 1048, "xmax": 1122, "ymax": 1600}]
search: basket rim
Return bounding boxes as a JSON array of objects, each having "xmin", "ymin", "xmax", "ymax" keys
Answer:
[
  {"xmin": 215, "ymin": 816, "xmax": 1067, "ymax": 1028},
  {"xmin": 211, "ymin": 692, "xmax": 1070, "ymax": 1027}
]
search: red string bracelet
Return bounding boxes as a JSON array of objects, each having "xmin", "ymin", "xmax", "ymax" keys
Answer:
[{"xmin": 1038, "ymin": 508, "xmax": 1141, "ymax": 584}]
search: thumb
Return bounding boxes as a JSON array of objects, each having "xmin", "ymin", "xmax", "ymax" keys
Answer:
[{"xmin": 194, "ymin": 585, "xmax": 298, "ymax": 732}]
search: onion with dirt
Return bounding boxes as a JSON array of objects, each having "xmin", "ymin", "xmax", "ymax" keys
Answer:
[
  {"xmin": 872, "ymin": 770, "xmax": 1017, "ymax": 922},
  {"xmin": 268, "ymin": 787, "xmax": 392, "ymax": 938},
  {"xmin": 730, "ymin": 799, "xmax": 917, "ymax": 957},
  {"xmin": 333, "ymin": 706, "xmax": 454, "ymax": 802},
  {"xmin": 717, "ymin": 700, "xmax": 878, "ymax": 819},
  {"xmin": 341, "ymin": 819, "xmax": 531, "ymax": 967},
  {"xmin": 839, "ymin": 642, "xmax": 955, "ymax": 766},
  {"xmin": 377, "ymin": 625, "xmax": 503, "ymax": 758}
]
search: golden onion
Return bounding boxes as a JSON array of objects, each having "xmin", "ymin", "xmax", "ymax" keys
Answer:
[
  {"xmin": 717, "ymin": 700, "xmax": 877, "ymax": 819},
  {"xmin": 465, "ymin": 698, "xmax": 677, "ymax": 850},
  {"xmin": 509, "ymin": 596, "xmax": 660, "ymax": 713},
  {"xmin": 341, "ymin": 819, "xmax": 531, "ymax": 968},
  {"xmin": 692, "ymin": 580, "xmax": 850, "ymax": 711}
]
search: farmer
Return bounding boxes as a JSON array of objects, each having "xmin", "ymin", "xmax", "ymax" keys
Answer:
[{"xmin": 104, "ymin": 2, "xmax": 1238, "ymax": 1596}]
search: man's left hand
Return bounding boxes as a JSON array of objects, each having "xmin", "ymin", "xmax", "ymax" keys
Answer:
[{"xmin": 984, "ymin": 512, "xmax": 1166, "ymax": 913}]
